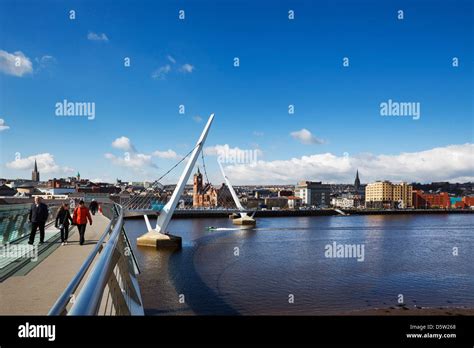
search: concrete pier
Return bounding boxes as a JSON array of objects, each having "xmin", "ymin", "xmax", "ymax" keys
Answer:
[{"xmin": 136, "ymin": 231, "xmax": 182, "ymax": 249}]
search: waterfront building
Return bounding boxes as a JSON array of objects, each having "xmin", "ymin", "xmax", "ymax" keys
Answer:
[
  {"xmin": 295, "ymin": 181, "xmax": 331, "ymax": 208},
  {"xmin": 192, "ymin": 167, "xmax": 217, "ymax": 207},
  {"xmin": 264, "ymin": 197, "xmax": 289, "ymax": 209},
  {"xmin": 331, "ymin": 196, "xmax": 355, "ymax": 209},
  {"xmin": 392, "ymin": 182, "xmax": 413, "ymax": 208},
  {"xmin": 286, "ymin": 196, "xmax": 302, "ymax": 209},
  {"xmin": 412, "ymin": 190, "xmax": 450, "ymax": 209},
  {"xmin": 192, "ymin": 168, "xmax": 233, "ymax": 208},
  {"xmin": 278, "ymin": 190, "xmax": 294, "ymax": 197},
  {"xmin": 456, "ymin": 196, "xmax": 474, "ymax": 209},
  {"xmin": 31, "ymin": 160, "xmax": 40, "ymax": 182},
  {"xmin": 243, "ymin": 197, "xmax": 265, "ymax": 209},
  {"xmin": 365, "ymin": 181, "xmax": 413, "ymax": 209}
]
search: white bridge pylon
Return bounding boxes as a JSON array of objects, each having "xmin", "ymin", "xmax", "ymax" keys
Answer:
[
  {"xmin": 218, "ymin": 160, "xmax": 256, "ymax": 225},
  {"xmin": 218, "ymin": 161, "xmax": 246, "ymax": 214},
  {"xmin": 147, "ymin": 113, "xmax": 215, "ymax": 234}
]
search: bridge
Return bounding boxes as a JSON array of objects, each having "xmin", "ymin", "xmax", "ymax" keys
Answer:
[
  {"xmin": 0, "ymin": 202, "xmax": 143, "ymax": 315},
  {"xmin": 0, "ymin": 114, "xmax": 217, "ymax": 315}
]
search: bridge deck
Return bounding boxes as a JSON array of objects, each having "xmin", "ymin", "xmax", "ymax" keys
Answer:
[{"xmin": 0, "ymin": 214, "xmax": 110, "ymax": 315}]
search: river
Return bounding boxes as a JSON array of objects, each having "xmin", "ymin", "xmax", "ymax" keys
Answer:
[{"xmin": 124, "ymin": 214, "xmax": 474, "ymax": 315}]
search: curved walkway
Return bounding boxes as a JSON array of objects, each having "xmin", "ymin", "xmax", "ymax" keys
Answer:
[{"xmin": 0, "ymin": 214, "xmax": 109, "ymax": 315}]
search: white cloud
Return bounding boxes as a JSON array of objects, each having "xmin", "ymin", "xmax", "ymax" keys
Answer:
[
  {"xmin": 167, "ymin": 55, "xmax": 176, "ymax": 64},
  {"xmin": 6, "ymin": 153, "xmax": 74, "ymax": 174},
  {"xmin": 180, "ymin": 63, "xmax": 195, "ymax": 73},
  {"xmin": 152, "ymin": 149, "xmax": 179, "ymax": 159},
  {"xmin": 104, "ymin": 153, "xmax": 156, "ymax": 169},
  {"xmin": 107, "ymin": 137, "xmax": 179, "ymax": 169},
  {"xmin": 253, "ymin": 131, "xmax": 264, "ymax": 136},
  {"xmin": 112, "ymin": 136, "xmax": 135, "ymax": 152},
  {"xmin": 290, "ymin": 128, "xmax": 325, "ymax": 145},
  {"xmin": 87, "ymin": 32, "xmax": 109, "ymax": 42},
  {"xmin": 0, "ymin": 119, "xmax": 10, "ymax": 131},
  {"xmin": 221, "ymin": 144, "xmax": 474, "ymax": 184},
  {"xmin": 151, "ymin": 64, "xmax": 171, "ymax": 80},
  {"xmin": 192, "ymin": 115, "xmax": 203, "ymax": 123},
  {"xmin": 0, "ymin": 50, "xmax": 33, "ymax": 77}
]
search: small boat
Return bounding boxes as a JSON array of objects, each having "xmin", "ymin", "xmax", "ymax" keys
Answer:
[{"xmin": 206, "ymin": 226, "xmax": 217, "ymax": 230}]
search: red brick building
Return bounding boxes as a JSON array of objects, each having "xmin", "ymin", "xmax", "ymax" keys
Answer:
[
  {"xmin": 454, "ymin": 196, "xmax": 474, "ymax": 209},
  {"xmin": 412, "ymin": 190, "xmax": 450, "ymax": 209}
]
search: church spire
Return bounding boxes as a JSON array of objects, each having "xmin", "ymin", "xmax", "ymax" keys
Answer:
[
  {"xmin": 32, "ymin": 159, "xmax": 40, "ymax": 182},
  {"xmin": 354, "ymin": 169, "xmax": 360, "ymax": 191}
]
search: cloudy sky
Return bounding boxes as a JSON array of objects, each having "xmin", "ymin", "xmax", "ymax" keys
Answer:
[{"xmin": 0, "ymin": 0, "xmax": 472, "ymax": 184}]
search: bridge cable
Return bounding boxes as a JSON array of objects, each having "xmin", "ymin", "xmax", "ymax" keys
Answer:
[
  {"xmin": 155, "ymin": 143, "xmax": 200, "ymax": 183},
  {"xmin": 201, "ymin": 150, "xmax": 211, "ymax": 184}
]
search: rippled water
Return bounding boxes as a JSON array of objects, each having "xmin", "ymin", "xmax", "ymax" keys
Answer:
[{"xmin": 125, "ymin": 214, "xmax": 474, "ymax": 315}]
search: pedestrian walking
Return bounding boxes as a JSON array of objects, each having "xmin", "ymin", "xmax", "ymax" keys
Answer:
[
  {"xmin": 28, "ymin": 196, "xmax": 49, "ymax": 245},
  {"xmin": 55, "ymin": 203, "xmax": 73, "ymax": 245},
  {"xmin": 72, "ymin": 200, "xmax": 92, "ymax": 245},
  {"xmin": 89, "ymin": 199, "xmax": 99, "ymax": 215}
]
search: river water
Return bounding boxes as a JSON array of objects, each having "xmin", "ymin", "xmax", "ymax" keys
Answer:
[{"xmin": 124, "ymin": 214, "xmax": 474, "ymax": 315}]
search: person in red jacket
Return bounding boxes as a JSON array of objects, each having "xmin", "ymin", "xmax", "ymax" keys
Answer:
[{"xmin": 73, "ymin": 200, "xmax": 92, "ymax": 245}]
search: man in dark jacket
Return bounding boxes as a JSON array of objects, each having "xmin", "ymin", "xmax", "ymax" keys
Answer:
[
  {"xmin": 28, "ymin": 196, "xmax": 49, "ymax": 245},
  {"xmin": 89, "ymin": 199, "xmax": 98, "ymax": 215}
]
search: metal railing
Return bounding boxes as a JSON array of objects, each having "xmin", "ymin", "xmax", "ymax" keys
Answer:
[
  {"xmin": 0, "ymin": 203, "xmax": 63, "ymax": 244},
  {"xmin": 49, "ymin": 204, "xmax": 144, "ymax": 316}
]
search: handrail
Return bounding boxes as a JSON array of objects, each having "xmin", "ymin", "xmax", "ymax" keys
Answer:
[
  {"xmin": 48, "ymin": 203, "xmax": 143, "ymax": 316},
  {"xmin": 48, "ymin": 215, "xmax": 115, "ymax": 315},
  {"xmin": 67, "ymin": 207, "xmax": 124, "ymax": 315}
]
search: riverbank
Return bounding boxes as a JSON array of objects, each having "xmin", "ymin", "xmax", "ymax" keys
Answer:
[{"xmin": 124, "ymin": 208, "xmax": 474, "ymax": 219}]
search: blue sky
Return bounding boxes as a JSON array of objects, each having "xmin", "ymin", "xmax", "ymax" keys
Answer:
[{"xmin": 0, "ymin": 0, "xmax": 473, "ymax": 184}]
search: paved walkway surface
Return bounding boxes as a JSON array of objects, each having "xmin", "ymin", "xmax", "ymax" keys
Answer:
[{"xmin": 0, "ymin": 214, "xmax": 109, "ymax": 315}]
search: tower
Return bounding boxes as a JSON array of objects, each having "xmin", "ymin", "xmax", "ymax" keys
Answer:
[
  {"xmin": 77, "ymin": 172, "xmax": 81, "ymax": 181},
  {"xmin": 193, "ymin": 167, "xmax": 203, "ymax": 206},
  {"xmin": 32, "ymin": 159, "xmax": 40, "ymax": 182},
  {"xmin": 354, "ymin": 170, "xmax": 360, "ymax": 192}
]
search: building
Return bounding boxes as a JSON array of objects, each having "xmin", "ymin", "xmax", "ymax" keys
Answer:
[
  {"xmin": 455, "ymin": 196, "xmax": 474, "ymax": 209},
  {"xmin": 264, "ymin": 197, "xmax": 288, "ymax": 209},
  {"xmin": 192, "ymin": 167, "xmax": 235, "ymax": 208},
  {"xmin": 392, "ymin": 182, "xmax": 413, "ymax": 208},
  {"xmin": 0, "ymin": 184, "xmax": 17, "ymax": 197},
  {"xmin": 412, "ymin": 190, "xmax": 450, "ymax": 209},
  {"xmin": 287, "ymin": 196, "xmax": 302, "ymax": 209},
  {"xmin": 278, "ymin": 190, "xmax": 294, "ymax": 197},
  {"xmin": 193, "ymin": 167, "xmax": 217, "ymax": 207},
  {"xmin": 32, "ymin": 159, "xmax": 40, "ymax": 182},
  {"xmin": 331, "ymin": 196, "xmax": 355, "ymax": 209},
  {"xmin": 365, "ymin": 181, "xmax": 413, "ymax": 208},
  {"xmin": 15, "ymin": 184, "xmax": 37, "ymax": 196},
  {"xmin": 243, "ymin": 197, "xmax": 265, "ymax": 209},
  {"xmin": 354, "ymin": 170, "xmax": 361, "ymax": 192},
  {"xmin": 295, "ymin": 181, "xmax": 331, "ymax": 208}
]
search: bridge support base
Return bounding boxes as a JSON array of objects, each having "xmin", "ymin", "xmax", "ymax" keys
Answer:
[{"xmin": 136, "ymin": 231, "xmax": 182, "ymax": 249}]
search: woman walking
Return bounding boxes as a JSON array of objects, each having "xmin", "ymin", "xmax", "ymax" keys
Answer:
[
  {"xmin": 55, "ymin": 203, "xmax": 73, "ymax": 246},
  {"xmin": 72, "ymin": 200, "xmax": 93, "ymax": 246}
]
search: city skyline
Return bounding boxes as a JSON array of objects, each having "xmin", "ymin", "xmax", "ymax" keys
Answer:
[{"xmin": 0, "ymin": 0, "xmax": 473, "ymax": 184}]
